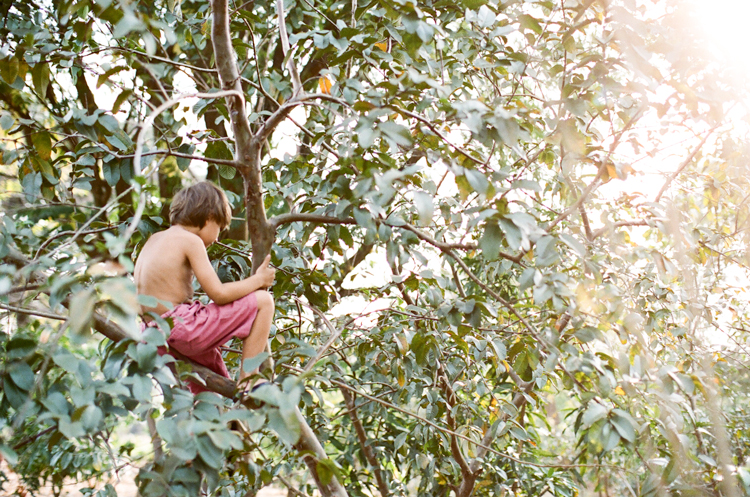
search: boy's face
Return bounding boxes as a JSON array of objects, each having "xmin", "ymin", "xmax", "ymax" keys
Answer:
[{"xmin": 197, "ymin": 219, "xmax": 221, "ymax": 247}]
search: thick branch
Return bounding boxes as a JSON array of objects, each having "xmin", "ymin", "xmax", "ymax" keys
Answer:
[{"xmin": 211, "ymin": 0, "xmax": 255, "ymax": 169}]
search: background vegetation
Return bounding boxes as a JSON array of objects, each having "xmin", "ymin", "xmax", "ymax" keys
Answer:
[{"xmin": 2, "ymin": 0, "xmax": 750, "ymax": 495}]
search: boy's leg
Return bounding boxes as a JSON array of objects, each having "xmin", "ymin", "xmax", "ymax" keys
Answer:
[{"xmin": 239, "ymin": 290, "xmax": 274, "ymax": 385}]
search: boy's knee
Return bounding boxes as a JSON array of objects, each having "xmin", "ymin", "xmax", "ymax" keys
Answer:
[{"xmin": 255, "ymin": 290, "xmax": 274, "ymax": 311}]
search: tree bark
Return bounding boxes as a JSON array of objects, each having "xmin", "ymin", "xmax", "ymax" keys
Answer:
[{"xmin": 210, "ymin": 0, "xmax": 349, "ymax": 495}]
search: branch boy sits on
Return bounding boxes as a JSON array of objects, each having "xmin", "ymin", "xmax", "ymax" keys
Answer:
[{"xmin": 134, "ymin": 181, "xmax": 275, "ymax": 394}]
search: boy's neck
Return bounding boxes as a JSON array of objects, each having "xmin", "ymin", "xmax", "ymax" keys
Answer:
[{"xmin": 173, "ymin": 224, "xmax": 201, "ymax": 235}]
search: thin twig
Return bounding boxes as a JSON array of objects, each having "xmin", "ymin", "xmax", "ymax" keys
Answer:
[
  {"xmin": 0, "ymin": 302, "xmax": 67, "ymax": 321},
  {"xmin": 654, "ymin": 127, "xmax": 717, "ymax": 202}
]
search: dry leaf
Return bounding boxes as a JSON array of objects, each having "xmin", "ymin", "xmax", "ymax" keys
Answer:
[{"xmin": 319, "ymin": 75, "xmax": 333, "ymax": 94}]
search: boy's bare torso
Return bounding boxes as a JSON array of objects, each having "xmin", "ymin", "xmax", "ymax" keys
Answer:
[{"xmin": 134, "ymin": 226, "xmax": 195, "ymax": 316}]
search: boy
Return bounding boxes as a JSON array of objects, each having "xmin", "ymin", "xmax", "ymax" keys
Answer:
[{"xmin": 134, "ymin": 181, "xmax": 275, "ymax": 394}]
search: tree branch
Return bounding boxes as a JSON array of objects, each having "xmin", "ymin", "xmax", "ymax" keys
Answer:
[
  {"xmin": 546, "ymin": 109, "xmax": 644, "ymax": 234},
  {"xmin": 299, "ymin": 299, "xmax": 345, "ymax": 373},
  {"xmin": 436, "ymin": 362, "xmax": 472, "ymax": 479},
  {"xmin": 270, "ymin": 213, "xmax": 357, "ymax": 230},
  {"xmin": 394, "ymin": 222, "xmax": 481, "ymax": 253},
  {"xmin": 654, "ymin": 127, "xmax": 717, "ymax": 203},
  {"xmin": 388, "ymin": 105, "xmax": 486, "ymax": 165},
  {"xmin": 0, "ymin": 302, "xmax": 67, "ymax": 321},
  {"xmin": 591, "ymin": 220, "xmax": 650, "ymax": 240},
  {"xmin": 276, "ymin": 0, "xmax": 302, "ymax": 95},
  {"xmin": 340, "ymin": 387, "xmax": 390, "ymax": 497}
]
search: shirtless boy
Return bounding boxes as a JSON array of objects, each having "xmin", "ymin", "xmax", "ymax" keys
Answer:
[{"xmin": 134, "ymin": 181, "xmax": 275, "ymax": 394}]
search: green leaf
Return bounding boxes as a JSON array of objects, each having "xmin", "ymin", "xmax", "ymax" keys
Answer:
[
  {"xmin": 135, "ymin": 342, "xmax": 158, "ymax": 371},
  {"xmin": 156, "ymin": 418, "xmax": 179, "ymax": 444},
  {"xmin": 196, "ymin": 435, "xmax": 223, "ymax": 468},
  {"xmin": 52, "ymin": 348, "xmax": 80, "ymax": 375},
  {"xmin": 355, "ymin": 116, "xmax": 378, "ymax": 148},
  {"xmin": 413, "ymin": 191, "xmax": 434, "ymax": 226},
  {"xmin": 22, "ymin": 172, "xmax": 42, "ymax": 201},
  {"xmin": 97, "ymin": 66, "xmax": 129, "ymax": 88},
  {"xmin": 519, "ymin": 14, "xmax": 543, "ymax": 34},
  {"xmin": 8, "ymin": 361, "xmax": 35, "ymax": 391},
  {"xmin": 416, "ymin": 22, "xmax": 434, "ymax": 42},
  {"xmin": 316, "ymin": 458, "xmax": 341, "ymax": 486},
  {"xmin": 378, "ymin": 121, "xmax": 412, "ymax": 148},
  {"xmin": 480, "ymin": 221, "xmax": 503, "ymax": 260},
  {"xmin": 218, "ymin": 164, "xmax": 236, "ymax": 179},
  {"xmin": 498, "ymin": 218, "xmax": 522, "ymax": 251},
  {"xmin": 610, "ymin": 409, "xmax": 637, "ymax": 443},
  {"xmin": 131, "ymin": 375, "xmax": 153, "ymax": 402},
  {"xmin": 267, "ymin": 408, "xmax": 301, "ymax": 445},
  {"xmin": 464, "ymin": 169, "xmax": 489, "ymax": 194},
  {"xmin": 241, "ymin": 352, "xmax": 270, "ymax": 378},
  {"xmin": 176, "ymin": 143, "xmax": 195, "ymax": 171},
  {"xmin": 102, "ymin": 160, "xmax": 121, "ymax": 186},
  {"xmin": 476, "ymin": 5, "xmax": 496, "ymax": 28},
  {"xmin": 206, "ymin": 429, "xmax": 242, "ymax": 451},
  {"xmin": 2, "ymin": 376, "xmax": 28, "ymax": 408},
  {"xmin": 535, "ymin": 235, "xmax": 558, "ymax": 266},
  {"xmin": 247, "ymin": 382, "xmax": 282, "ymax": 407},
  {"xmin": 559, "ymin": 233, "xmax": 586, "ymax": 257},
  {"xmin": 32, "ymin": 131, "xmax": 53, "ymax": 161},
  {"xmin": 32, "ymin": 63, "xmax": 50, "ymax": 97},
  {"xmin": 69, "ymin": 289, "xmax": 96, "ymax": 335},
  {"xmin": 0, "ymin": 112, "xmax": 14, "ymax": 131},
  {"xmin": 206, "ymin": 141, "xmax": 233, "ymax": 161},
  {"xmin": 112, "ymin": 89, "xmax": 133, "ymax": 114},
  {"xmin": 113, "ymin": 10, "xmax": 144, "ymax": 38},
  {"xmin": 58, "ymin": 416, "xmax": 86, "ymax": 439},
  {"xmin": 0, "ymin": 444, "xmax": 18, "ymax": 466},
  {"xmin": 582, "ymin": 402, "xmax": 608, "ymax": 428},
  {"xmin": 0, "ymin": 56, "xmax": 19, "ymax": 84},
  {"xmin": 81, "ymin": 405, "xmax": 103, "ymax": 431}
]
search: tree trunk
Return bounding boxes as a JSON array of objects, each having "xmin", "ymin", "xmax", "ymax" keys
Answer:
[{"xmin": 210, "ymin": 0, "xmax": 349, "ymax": 495}]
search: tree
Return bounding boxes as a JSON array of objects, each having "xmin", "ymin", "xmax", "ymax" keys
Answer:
[{"xmin": 2, "ymin": 0, "xmax": 750, "ymax": 495}]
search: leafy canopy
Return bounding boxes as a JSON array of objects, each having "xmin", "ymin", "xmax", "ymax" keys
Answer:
[{"xmin": 2, "ymin": 0, "xmax": 750, "ymax": 496}]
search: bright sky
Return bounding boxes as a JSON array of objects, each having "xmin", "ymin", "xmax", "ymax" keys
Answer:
[{"xmin": 693, "ymin": 0, "xmax": 750, "ymax": 78}]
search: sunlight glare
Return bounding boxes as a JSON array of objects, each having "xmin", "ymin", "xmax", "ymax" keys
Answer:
[{"xmin": 691, "ymin": 0, "xmax": 750, "ymax": 82}]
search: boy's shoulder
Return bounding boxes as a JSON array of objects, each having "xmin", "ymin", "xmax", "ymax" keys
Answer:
[{"xmin": 148, "ymin": 226, "xmax": 204, "ymax": 249}]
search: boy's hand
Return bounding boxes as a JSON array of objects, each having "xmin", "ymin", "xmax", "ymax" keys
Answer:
[{"xmin": 255, "ymin": 254, "xmax": 276, "ymax": 288}]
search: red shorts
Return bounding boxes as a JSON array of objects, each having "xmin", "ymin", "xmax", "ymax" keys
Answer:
[{"xmin": 142, "ymin": 292, "xmax": 259, "ymax": 394}]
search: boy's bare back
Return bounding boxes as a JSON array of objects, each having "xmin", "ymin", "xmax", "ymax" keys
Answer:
[
  {"xmin": 134, "ymin": 226, "xmax": 199, "ymax": 316},
  {"xmin": 135, "ymin": 220, "xmax": 275, "ymax": 318}
]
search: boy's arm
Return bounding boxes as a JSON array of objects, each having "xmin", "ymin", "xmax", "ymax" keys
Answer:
[{"xmin": 185, "ymin": 235, "xmax": 275, "ymax": 304}]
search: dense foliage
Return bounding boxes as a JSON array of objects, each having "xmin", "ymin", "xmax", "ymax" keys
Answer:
[{"xmin": 2, "ymin": 0, "xmax": 750, "ymax": 495}]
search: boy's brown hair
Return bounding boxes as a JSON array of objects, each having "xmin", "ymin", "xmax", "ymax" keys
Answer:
[{"xmin": 170, "ymin": 181, "xmax": 232, "ymax": 230}]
